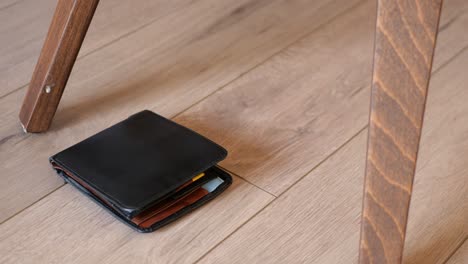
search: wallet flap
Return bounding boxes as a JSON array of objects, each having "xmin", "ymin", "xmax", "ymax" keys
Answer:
[{"xmin": 50, "ymin": 110, "xmax": 227, "ymax": 217}]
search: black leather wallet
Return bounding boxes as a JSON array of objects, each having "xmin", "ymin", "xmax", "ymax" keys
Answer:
[{"xmin": 50, "ymin": 110, "xmax": 232, "ymax": 232}]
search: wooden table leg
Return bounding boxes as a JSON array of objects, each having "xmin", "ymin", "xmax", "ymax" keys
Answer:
[
  {"xmin": 359, "ymin": 0, "xmax": 444, "ymax": 263},
  {"xmin": 19, "ymin": 0, "xmax": 99, "ymax": 133}
]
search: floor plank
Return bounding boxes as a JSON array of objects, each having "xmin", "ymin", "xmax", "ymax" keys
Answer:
[
  {"xmin": 0, "ymin": 0, "xmax": 189, "ymax": 97},
  {"xmin": 0, "ymin": 0, "xmax": 361, "ymax": 222},
  {"xmin": 446, "ymin": 240, "xmax": 468, "ymax": 264},
  {"xmin": 0, "ymin": 176, "xmax": 273, "ymax": 264},
  {"xmin": 199, "ymin": 48, "xmax": 468, "ymax": 264},
  {"xmin": 174, "ymin": 0, "xmax": 468, "ymax": 195}
]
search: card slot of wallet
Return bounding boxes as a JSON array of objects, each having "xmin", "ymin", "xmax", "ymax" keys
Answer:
[
  {"xmin": 131, "ymin": 186, "xmax": 201, "ymax": 225},
  {"xmin": 133, "ymin": 174, "xmax": 224, "ymax": 227},
  {"xmin": 138, "ymin": 187, "xmax": 209, "ymax": 228}
]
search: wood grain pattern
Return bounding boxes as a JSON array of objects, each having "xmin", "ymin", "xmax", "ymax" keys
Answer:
[
  {"xmin": 0, "ymin": 0, "xmax": 362, "ymax": 222},
  {"xmin": 446, "ymin": 240, "xmax": 468, "ymax": 264},
  {"xmin": 200, "ymin": 48, "xmax": 468, "ymax": 264},
  {"xmin": 359, "ymin": 0, "xmax": 443, "ymax": 263},
  {"xmin": 19, "ymin": 0, "xmax": 99, "ymax": 132},
  {"xmin": 0, "ymin": 177, "xmax": 273, "ymax": 264}
]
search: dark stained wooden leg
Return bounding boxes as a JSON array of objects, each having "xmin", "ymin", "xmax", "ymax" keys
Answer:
[
  {"xmin": 359, "ymin": 0, "xmax": 443, "ymax": 263},
  {"xmin": 19, "ymin": 0, "xmax": 99, "ymax": 133}
]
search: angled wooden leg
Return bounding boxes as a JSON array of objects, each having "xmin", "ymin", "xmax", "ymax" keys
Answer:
[
  {"xmin": 19, "ymin": 0, "xmax": 99, "ymax": 133},
  {"xmin": 359, "ymin": 0, "xmax": 443, "ymax": 263}
]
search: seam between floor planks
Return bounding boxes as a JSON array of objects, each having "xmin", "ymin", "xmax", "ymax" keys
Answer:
[
  {"xmin": 218, "ymin": 166, "xmax": 278, "ymax": 197},
  {"xmin": 0, "ymin": 184, "xmax": 64, "ymax": 226},
  {"xmin": 0, "ymin": 0, "xmax": 23, "ymax": 11},
  {"xmin": 443, "ymin": 237, "xmax": 468, "ymax": 264},
  {"xmin": 431, "ymin": 45, "xmax": 468, "ymax": 77}
]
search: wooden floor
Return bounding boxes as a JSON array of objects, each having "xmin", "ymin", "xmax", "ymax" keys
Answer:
[{"xmin": 0, "ymin": 0, "xmax": 467, "ymax": 263}]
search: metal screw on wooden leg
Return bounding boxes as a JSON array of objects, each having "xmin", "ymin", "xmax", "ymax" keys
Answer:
[{"xmin": 44, "ymin": 85, "xmax": 53, "ymax": 93}]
